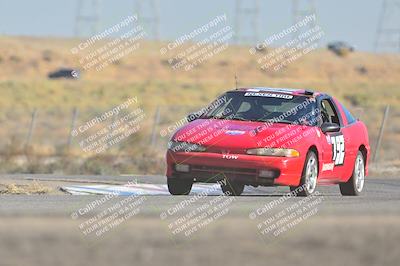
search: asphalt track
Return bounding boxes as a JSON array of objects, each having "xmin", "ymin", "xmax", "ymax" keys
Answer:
[
  {"xmin": 0, "ymin": 175, "xmax": 399, "ymax": 216},
  {"xmin": 0, "ymin": 175, "xmax": 399, "ymax": 266}
]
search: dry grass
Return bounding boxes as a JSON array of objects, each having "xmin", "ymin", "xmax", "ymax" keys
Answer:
[
  {"xmin": 0, "ymin": 36, "xmax": 399, "ymax": 173},
  {"xmin": 0, "ymin": 36, "xmax": 399, "ymax": 111},
  {"xmin": 0, "ymin": 181, "xmax": 52, "ymax": 195},
  {"xmin": 369, "ymin": 160, "xmax": 400, "ymax": 177},
  {"xmin": 0, "ymin": 216, "xmax": 399, "ymax": 266}
]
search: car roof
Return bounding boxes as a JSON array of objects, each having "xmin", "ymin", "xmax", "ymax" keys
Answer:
[{"xmin": 230, "ymin": 87, "xmax": 324, "ymax": 97}]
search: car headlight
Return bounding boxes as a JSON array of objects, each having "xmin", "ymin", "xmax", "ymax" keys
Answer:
[
  {"xmin": 168, "ymin": 141, "xmax": 206, "ymax": 152},
  {"xmin": 246, "ymin": 148, "xmax": 300, "ymax": 157}
]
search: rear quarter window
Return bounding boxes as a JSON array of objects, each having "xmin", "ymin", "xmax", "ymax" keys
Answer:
[{"xmin": 341, "ymin": 104, "xmax": 357, "ymax": 125}]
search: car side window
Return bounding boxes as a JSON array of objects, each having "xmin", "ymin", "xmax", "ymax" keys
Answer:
[{"xmin": 320, "ymin": 99, "xmax": 341, "ymax": 126}]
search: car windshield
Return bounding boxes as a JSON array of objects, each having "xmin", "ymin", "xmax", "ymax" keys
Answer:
[{"xmin": 201, "ymin": 91, "xmax": 318, "ymax": 126}]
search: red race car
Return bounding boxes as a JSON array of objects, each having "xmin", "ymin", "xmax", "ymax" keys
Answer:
[{"xmin": 166, "ymin": 88, "xmax": 370, "ymax": 196}]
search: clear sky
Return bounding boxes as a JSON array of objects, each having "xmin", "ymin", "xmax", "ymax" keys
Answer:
[{"xmin": 0, "ymin": 0, "xmax": 386, "ymax": 51}]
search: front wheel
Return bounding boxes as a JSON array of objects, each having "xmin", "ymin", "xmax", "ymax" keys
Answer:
[
  {"xmin": 221, "ymin": 180, "xmax": 245, "ymax": 196},
  {"xmin": 290, "ymin": 151, "xmax": 318, "ymax": 197},
  {"xmin": 167, "ymin": 178, "xmax": 193, "ymax": 195},
  {"xmin": 339, "ymin": 151, "xmax": 365, "ymax": 196}
]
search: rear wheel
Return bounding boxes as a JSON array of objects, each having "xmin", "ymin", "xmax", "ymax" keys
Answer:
[
  {"xmin": 167, "ymin": 177, "xmax": 193, "ymax": 195},
  {"xmin": 339, "ymin": 151, "xmax": 365, "ymax": 196},
  {"xmin": 290, "ymin": 151, "xmax": 318, "ymax": 197},
  {"xmin": 221, "ymin": 180, "xmax": 245, "ymax": 196}
]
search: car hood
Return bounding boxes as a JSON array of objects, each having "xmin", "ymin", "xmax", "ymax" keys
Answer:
[{"xmin": 172, "ymin": 119, "xmax": 313, "ymax": 151}]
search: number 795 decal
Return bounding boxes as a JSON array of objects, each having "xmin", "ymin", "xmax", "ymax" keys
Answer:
[{"xmin": 331, "ymin": 134, "xmax": 345, "ymax": 165}]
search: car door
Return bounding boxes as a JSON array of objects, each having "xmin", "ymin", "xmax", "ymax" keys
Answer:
[
  {"xmin": 334, "ymin": 100, "xmax": 360, "ymax": 182},
  {"xmin": 317, "ymin": 96, "xmax": 347, "ymax": 182}
]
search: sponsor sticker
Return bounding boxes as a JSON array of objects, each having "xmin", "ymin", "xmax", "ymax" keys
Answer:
[
  {"xmin": 222, "ymin": 154, "xmax": 239, "ymax": 160},
  {"xmin": 244, "ymin": 92, "xmax": 293, "ymax": 99},
  {"xmin": 326, "ymin": 135, "xmax": 331, "ymax": 144},
  {"xmin": 322, "ymin": 162, "xmax": 334, "ymax": 171},
  {"xmin": 316, "ymin": 129, "xmax": 321, "ymax": 138},
  {"xmin": 256, "ymin": 88, "xmax": 298, "ymax": 93},
  {"xmin": 225, "ymin": 130, "xmax": 246, "ymax": 135}
]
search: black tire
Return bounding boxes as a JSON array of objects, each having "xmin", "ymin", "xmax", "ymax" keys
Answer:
[
  {"xmin": 339, "ymin": 151, "xmax": 365, "ymax": 196},
  {"xmin": 290, "ymin": 151, "xmax": 318, "ymax": 197},
  {"xmin": 167, "ymin": 178, "xmax": 193, "ymax": 195},
  {"xmin": 220, "ymin": 180, "xmax": 245, "ymax": 196}
]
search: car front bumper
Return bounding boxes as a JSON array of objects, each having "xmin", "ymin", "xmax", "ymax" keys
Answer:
[{"xmin": 166, "ymin": 151, "xmax": 305, "ymax": 187}]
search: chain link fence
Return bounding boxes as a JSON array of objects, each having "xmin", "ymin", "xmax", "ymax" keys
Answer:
[{"xmin": 0, "ymin": 104, "xmax": 398, "ymax": 174}]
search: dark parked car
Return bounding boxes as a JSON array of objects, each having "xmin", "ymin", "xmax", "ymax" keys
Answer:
[
  {"xmin": 327, "ymin": 41, "xmax": 355, "ymax": 56},
  {"xmin": 48, "ymin": 68, "xmax": 80, "ymax": 79}
]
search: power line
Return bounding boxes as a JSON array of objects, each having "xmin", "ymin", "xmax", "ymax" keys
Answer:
[
  {"xmin": 375, "ymin": 0, "xmax": 400, "ymax": 52},
  {"xmin": 134, "ymin": 0, "xmax": 160, "ymax": 40},
  {"xmin": 292, "ymin": 0, "xmax": 317, "ymax": 41}
]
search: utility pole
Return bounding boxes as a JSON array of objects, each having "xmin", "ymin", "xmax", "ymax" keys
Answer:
[
  {"xmin": 26, "ymin": 109, "xmax": 38, "ymax": 149},
  {"xmin": 373, "ymin": 106, "xmax": 390, "ymax": 162},
  {"xmin": 67, "ymin": 108, "xmax": 79, "ymax": 150},
  {"xmin": 234, "ymin": 0, "xmax": 260, "ymax": 45},
  {"xmin": 150, "ymin": 106, "xmax": 161, "ymax": 147},
  {"xmin": 74, "ymin": 0, "xmax": 101, "ymax": 37},
  {"xmin": 235, "ymin": 74, "xmax": 238, "ymax": 89},
  {"xmin": 375, "ymin": 0, "xmax": 400, "ymax": 52}
]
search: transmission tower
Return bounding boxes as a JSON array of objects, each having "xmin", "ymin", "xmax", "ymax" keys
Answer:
[
  {"xmin": 74, "ymin": 0, "xmax": 101, "ymax": 37},
  {"xmin": 375, "ymin": 0, "xmax": 400, "ymax": 52},
  {"xmin": 292, "ymin": 0, "xmax": 317, "ymax": 41},
  {"xmin": 234, "ymin": 0, "xmax": 260, "ymax": 45},
  {"xmin": 134, "ymin": 0, "xmax": 160, "ymax": 40}
]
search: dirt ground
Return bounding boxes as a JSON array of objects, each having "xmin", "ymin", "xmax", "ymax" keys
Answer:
[
  {"xmin": 0, "ymin": 215, "xmax": 398, "ymax": 266},
  {"xmin": 1, "ymin": 175, "xmax": 399, "ymax": 266}
]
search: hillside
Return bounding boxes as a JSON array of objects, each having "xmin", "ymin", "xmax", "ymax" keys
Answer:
[{"xmin": 0, "ymin": 36, "xmax": 399, "ymax": 175}]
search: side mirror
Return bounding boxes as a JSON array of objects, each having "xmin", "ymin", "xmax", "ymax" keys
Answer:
[{"xmin": 321, "ymin": 122, "xmax": 340, "ymax": 133}]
